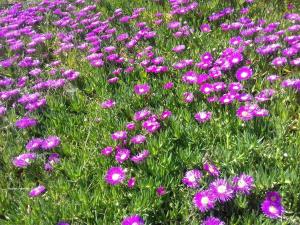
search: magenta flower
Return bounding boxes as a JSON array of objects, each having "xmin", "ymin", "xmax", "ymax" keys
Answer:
[
  {"xmin": 236, "ymin": 106, "xmax": 254, "ymax": 121},
  {"xmin": 130, "ymin": 135, "xmax": 146, "ymax": 144},
  {"xmin": 105, "ymin": 167, "xmax": 126, "ymax": 185},
  {"xmin": 183, "ymin": 92, "xmax": 194, "ymax": 103},
  {"xmin": 266, "ymin": 192, "xmax": 282, "ymax": 204},
  {"xmin": 127, "ymin": 177, "xmax": 136, "ymax": 188},
  {"xmin": 236, "ymin": 66, "xmax": 253, "ymax": 81},
  {"xmin": 15, "ymin": 117, "xmax": 37, "ymax": 129},
  {"xmin": 182, "ymin": 169, "xmax": 202, "ymax": 188},
  {"xmin": 12, "ymin": 153, "xmax": 36, "ymax": 168},
  {"xmin": 172, "ymin": 44, "xmax": 185, "ymax": 53},
  {"xmin": 163, "ymin": 82, "xmax": 174, "ymax": 90},
  {"xmin": 201, "ymin": 217, "xmax": 225, "ymax": 225},
  {"xmin": 200, "ymin": 24, "xmax": 211, "ymax": 32},
  {"xmin": 101, "ymin": 146, "xmax": 114, "ymax": 156},
  {"xmin": 131, "ymin": 150, "xmax": 149, "ymax": 164},
  {"xmin": 122, "ymin": 215, "xmax": 144, "ymax": 225},
  {"xmin": 101, "ymin": 99, "xmax": 116, "ymax": 109},
  {"xmin": 26, "ymin": 138, "xmax": 43, "ymax": 151},
  {"xmin": 142, "ymin": 118, "xmax": 160, "ymax": 133},
  {"xmin": 271, "ymin": 57, "xmax": 287, "ymax": 67},
  {"xmin": 41, "ymin": 136, "xmax": 61, "ymax": 150},
  {"xmin": 195, "ymin": 111, "xmax": 212, "ymax": 123},
  {"xmin": 29, "ymin": 185, "xmax": 46, "ymax": 197},
  {"xmin": 203, "ymin": 162, "xmax": 220, "ymax": 177},
  {"xmin": 200, "ymin": 83, "xmax": 214, "ymax": 95},
  {"xmin": 126, "ymin": 122, "xmax": 136, "ymax": 130},
  {"xmin": 111, "ymin": 130, "xmax": 127, "ymax": 141},
  {"xmin": 232, "ymin": 174, "xmax": 254, "ymax": 195},
  {"xmin": 209, "ymin": 179, "xmax": 234, "ymax": 202},
  {"xmin": 261, "ymin": 200, "xmax": 285, "ymax": 219},
  {"xmin": 161, "ymin": 110, "xmax": 172, "ymax": 120},
  {"xmin": 156, "ymin": 186, "xmax": 166, "ymax": 196},
  {"xmin": 115, "ymin": 148, "xmax": 130, "ymax": 164},
  {"xmin": 133, "ymin": 109, "xmax": 151, "ymax": 121},
  {"xmin": 193, "ymin": 190, "xmax": 216, "ymax": 212},
  {"xmin": 134, "ymin": 84, "xmax": 150, "ymax": 95}
]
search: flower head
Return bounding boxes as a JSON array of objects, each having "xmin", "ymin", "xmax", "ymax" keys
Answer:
[
  {"xmin": 261, "ymin": 200, "xmax": 284, "ymax": 219},
  {"xmin": 29, "ymin": 185, "xmax": 46, "ymax": 197},
  {"xmin": 195, "ymin": 111, "xmax": 212, "ymax": 123},
  {"xmin": 182, "ymin": 169, "xmax": 202, "ymax": 188},
  {"xmin": 122, "ymin": 215, "xmax": 144, "ymax": 225},
  {"xmin": 236, "ymin": 66, "xmax": 253, "ymax": 81},
  {"xmin": 134, "ymin": 84, "xmax": 150, "ymax": 95},
  {"xmin": 15, "ymin": 117, "xmax": 37, "ymax": 129},
  {"xmin": 41, "ymin": 136, "xmax": 61, "ymax": 150},
  {"xmin": 209, "ymin": 179, "xmax": 234, "ymax": 202},
  {"xmin": 105, "ymin": 167, "xmax": 126, "ymax": 185},
  {"xmin": 193, "ymin": 190, "xmax": 216, "ymax": 212},
  {"xmin": 203, "ymin": 163, "xmax": 220, "ymax": 177},
  {"xmin": 232, "ymin": 174, "xmax": 254, "ymax": 195},
  {"xmin": 202, "ymin": 217, "xmax": 225, "ymax": 225}
]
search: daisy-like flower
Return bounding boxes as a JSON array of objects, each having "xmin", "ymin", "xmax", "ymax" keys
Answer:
[
  {"xmin": 111, "ymin": 130, "xmax": 127, "ymax": 141},
  {"xmin": 183, "ymin": 92, "xmax": 194, "ymax": 103},
  {"xmin": 130, "ymin": 135, "xmax": 146, "ymax": 144},
  {"xmin": 122, "ymin": 215, "xmax": 144, "ymax": 225},
  {"xmin": 172, "ymin": 44, "xmax": 185, "ymax": 53},
  {"xmin": 271, "ymin": 57, "xmax": 287, "ymax": 67},
  {"xmin": 193, "ymin": 190, "xmax": 216, "ymax": 212},
  {"xmin": 267, "ymin": 75, "xmax": 280, "ymax": 82},
  {"xmin": 127, "ymin": 177, "xmax": 136, "ymax": 188},
  {"xmin": 12, "ymin": 153, "xmax": 36, "ymax": 168},
  {"xmin": 209, "ymin": 179, "xmax": 234, "ymax": 202},
  {"xmin": 232, "ymin": 174, "xmax": 254, "ymax": 195},
  {"xmin": 15, "ymin": 117, "xmax": 37, "ymax": 129},
  {"xmin": 194, "ymin": 111, "xmax": 212, "ymax": 123},
  {"xmin": 101, "ymin": 99, "xmax": 116, "ymax": 109},
  {"xmin": 236, "ymin": 66, "xmax": 253, "ymax": 81},
  {"xmin": 163, "ymin": 82, "xmax": 174, "ymax": 90},
  {"xmin": 0, "ymin": 106, "xmax": 6, "ymax": 116},
  {"xmin": 105, "ymin": 167, "xmax": 126, "ymax": 185},
  {"xmin": 115, "ymin": 148, "xmax": 130, "ymax": 164},
  {"xmin": 200, "ymin": 83, "xmax": 214, "ymax": 95},
  {"xmin": 133, "ymin": 109, "xmax": 151, "ymax": 121},
  {"xmin": 200, "ymin": 24, "xmax": 211, "ymax": 32},
  {"xmin": 131, "ymin": 150, "xmax": 149, "ymax": 164},
  {"xmin": 156, "ymin": 186, "xmax": 166, "ymax": 196},
  {"xmin": 101, "ymin": 146, "xmax": 114, "ymax": 156},
  {"xmin": 26, "ymin": 138, "xmax": 43, "ymax": 151},
  {"xmin": 261, "ymin": 200, "xmax": 285, "ymax": 219},
  {"xmin": 41, "ymin": 136, "xmax": 61, "ymax": 150},
  {"xmin": 134, "ymin": 84, "xmax": 150, "ymax": 95},
  {"xmin": 266, "ymin": 192, "xmax": 282, "ymax": 204},
  {"xmin": 29, "ymin": 185, "xmax": 46, "ymax": 197},
  {"xmin": 126, "ymin": 122, "xmax": 136, "ymax": 130},
  {"xmin": 201, "ymin": 216, "xmax": 225, "ymax": 225},
  {"xmin": 161, "ymin": 110, "xmax": 172, "ymax": 120},
  {"xmin": 203, "ymin": 162, "xmax": 220, "ymax": 177},
  {"xmin": 236, "ymin": 105, "xmax": 254, "ymax": 121},
  {"xmin": 182, "ymin": 169, "xmax": 202, "ymax": 188},
  {"xmin": 142, "ymin": 118, "xmax": 160, "ymax": 133}
]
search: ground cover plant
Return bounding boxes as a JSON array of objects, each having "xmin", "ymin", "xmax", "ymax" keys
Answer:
[{"xmin": 0, "ymin": 0, "xmax": 299, "ymax": 224}]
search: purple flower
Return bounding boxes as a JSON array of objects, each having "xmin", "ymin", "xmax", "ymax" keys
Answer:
[
  {"xmin": 236, "ymin": 66, "xmax": 253, "ymax": 81},
  {"xmin": 261, "ymin": 200, "xmax": 285, "ymax": 219},
  {"xmin": 236, "ymin": 106, "xmax": 254, "ymax": 121},
  {"xmin": 105, "ymin": 167, "xmax": 126, "ymax": 185},
  {"xmin": 57, "ymin": 221, "xmax": 70, "ymax": 225},
  {"xmin": 26, "ymin": 138, "xmax": 43, "ymax": 151},
  {"xmin": 195, "ymin": 111, "xmax": 212, "ymax": 123},
  {"xmin": 142, "ymin": 118, "xmax": 160, "ymax": 133},
  {"xmin": 266, "ymin": 192, "xmax": 282, "ymax": 204},
  {"xmin": 101, "ymin": 146, "xmax": 114, "ymax": 156},
  {"xmin": 271, "ymin": 57, "xmax": 287, "ymax": 67},
  {"xmin": 193, "ymin": 190, "xmax": 216, "ymax": 212},
  {"xmin": 161, "ymin": 110, "xmax": 172, "ymax": 120},
  {"xmin": 232, "ymin": 174, "xmax": 254, "ymax": 195},
  {"xmin": 267, "ymin": 75, "xmax": 280, "ymax": 82},
  {"xmin": 115, "ymin": 148, "xmax": 130, "ymax": 163},
  {"xmin": 134, "ymin": 84, "xmax": 150, "ymax": 95},
  {"xmin": 133, "ymin": 109, "xmax": 151, "ymax": 121},
  {"xmin": 202, "ymin": 217, "xmax": 225, "ymax": 225},
  {"xmin": 127, "ymin": 177, "xmax": 136, "ymax": 188},
  {"xmin": 131, "ymin": 150, "xmax": 149, "ymax": 164},
  {"xmin": 0, "ymin": 106, "xmax": 6, "ymax": 116},
  {"xmin": 200, "ymin": 83, "xmax": 214, "ymax": 95},
  {"xmin": 12, "ymin": 153, "xmax": 36, "ymax": 168},
  {"xmin": 172, "ymin": 44, "xmax": 185, "ymax": 53},
  {"xmin": 130, "ymin": 135, "xmax": 146, "ymax": 144},
  {"xmin": 126, "ymin": 122, "xmax": 136, "ymax": 130},
  {"xmin": 200, "ymin": 24, "xmax": 211, "ymax": 32},
  {"xmin": 163, "ymin": 82, "xmax": 174, "ymax": 90},
  {"xmin": 203, "ymin": 163, "xmax": 220, "ymax": 177},
  {"xmin": 101, "ymin": 99, "xmax": 116, "ymax": 109},
  {"xmin": 41, "ymin": 136, "xmax": 61, "ymax": 150},
  {"xmin": 111, "ymin": 130, "xmax": 127, "ymax": 140},
  {"xmin": 29, "ymin": 185, "xmax": 46, "ymax": 197},
  {"xmin": 122, "ymin": 215, "xmax": 144, "ymax": 225},
  {"xmin": 182, "ymin": 169, "xmax": 202, "ymax": 188},
  {"xmin": 156, "ymin": 186, "xmax": 166, "ymax": 196},
  {"xmin": 183, "ymin": 92, "xmax": 194, "ymax": 103},
  {"xmin": 209, "ymin": 179, "xmax": 234, "ymax": 202},
  {"xmin": 15, "ymin": 117, "xmax": 37, "ymax": 129}
]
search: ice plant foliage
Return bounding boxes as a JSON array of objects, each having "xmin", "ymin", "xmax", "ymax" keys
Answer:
[{"xmin": 0, "ymin": 0, "xmax": 298, "ymax": 224}]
